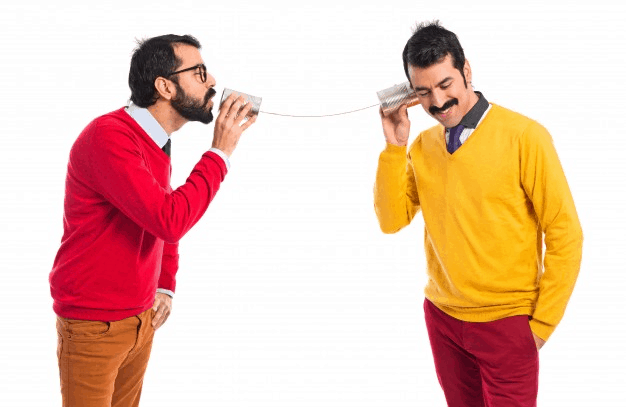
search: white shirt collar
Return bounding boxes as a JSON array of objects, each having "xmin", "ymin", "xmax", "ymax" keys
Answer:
[
  {"xmin": 124, "ymin": 101, "xmax": 232, "ymax": 170},
  {"xmin": 125, "ymin": 102, "xmax": 170, "ymax": 149}
]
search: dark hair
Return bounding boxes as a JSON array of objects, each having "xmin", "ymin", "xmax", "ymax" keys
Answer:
[
  {"xmin": 402, "ymin": 21, "xmax": 467, "ymax": 86},
  {"xmin": 128, "ymin": 34, "xmax": 201, "ymax": 108}
]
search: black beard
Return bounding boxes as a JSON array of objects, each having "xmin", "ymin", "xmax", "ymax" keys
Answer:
[
  {"xmin": 429, "ymin": 98, "xmax": 459, "ymax": 115},
  {"xmin": 171, "ymin": 85, "xmax": 216, "ymax": 124}
]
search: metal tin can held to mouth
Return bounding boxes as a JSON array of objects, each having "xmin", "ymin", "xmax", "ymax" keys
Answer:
[
  {"xmin": 219, "ymin": 88, "xmax": 262, "ymax": 117},
  {"xmin": 377, "ymin": 81, "xmax": 420, "ymax": 115}
]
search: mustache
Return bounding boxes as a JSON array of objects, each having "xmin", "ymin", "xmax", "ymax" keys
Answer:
[
  {"xmin": 204, "ymin": 87, "xmax": 217, "ymax": 106},
  {"xmin": 429, "ymin": 98, "xmax": 458, "ymax": 115}
]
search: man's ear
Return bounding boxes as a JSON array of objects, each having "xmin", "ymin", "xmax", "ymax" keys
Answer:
[
  {"xmin": 154, "ymin": 77, "xmax": 175, "ymax": 101},
  {"xmin": 463, "ymin": 59, "xmax": 472, "ymax": 87}
]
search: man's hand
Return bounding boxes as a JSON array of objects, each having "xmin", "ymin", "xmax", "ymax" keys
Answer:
[
  {"xmin": 380, "ymin": 104, "xmax": 411, "ymax": 147},
  {"xmin": 211, "ymin": 93, "xmax": 257, "ymax": 156},
  {"xmin": 532, "ymin": 332, "xmax": 546, "ymax": 351},
  {"xmin": 152, "ymin": 292, "xmax": 172, "ymax": 331}
]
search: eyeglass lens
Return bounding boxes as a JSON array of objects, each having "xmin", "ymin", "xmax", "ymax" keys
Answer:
[{"xmin": 199, "ymin": 65, "xmax": 207, "ymax": 83}]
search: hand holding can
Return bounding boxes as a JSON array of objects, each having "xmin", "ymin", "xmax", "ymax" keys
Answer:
[{"xmin": 212, "ymin": 92, "xmax": 257, "ymax": 157}]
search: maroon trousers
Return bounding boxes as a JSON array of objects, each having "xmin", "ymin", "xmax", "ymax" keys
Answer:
[{"xmin": 424, "ymin": 299, "xmax": 539, "ymax": 407}]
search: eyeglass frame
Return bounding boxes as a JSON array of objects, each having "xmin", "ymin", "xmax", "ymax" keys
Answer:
[{"xmin": 166, "ymin": 63, "xmax": 207, "ymax": 83}]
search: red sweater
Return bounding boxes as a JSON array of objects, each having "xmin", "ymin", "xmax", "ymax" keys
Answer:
[{"xmin": 49, "ymin": 108, "xmax": 227, "ymax": 321}]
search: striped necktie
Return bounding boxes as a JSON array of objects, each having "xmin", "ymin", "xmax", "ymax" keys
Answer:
[{"xmin": 447, "ymin": 124, "xmax": 464, "ymax": 154}]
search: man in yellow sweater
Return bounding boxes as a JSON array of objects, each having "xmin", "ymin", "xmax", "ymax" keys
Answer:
[{"xmin": 374, "ymin": 21, "xmax": 583, "ymax": 406}]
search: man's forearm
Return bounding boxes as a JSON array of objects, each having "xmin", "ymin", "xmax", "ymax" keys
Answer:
[{"xmin": 374, "ymin": 143, "xmax": 420, "ymax": 234}]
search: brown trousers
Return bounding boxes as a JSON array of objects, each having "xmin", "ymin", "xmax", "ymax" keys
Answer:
[{"xmin": 56, "ymin": 308, "xmax": 155, "ymax": 407}]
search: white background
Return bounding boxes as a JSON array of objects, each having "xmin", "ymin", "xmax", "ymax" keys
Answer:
[{"xmin": 1, "ymin": 1, "xmax": 625, "ymax": 406}]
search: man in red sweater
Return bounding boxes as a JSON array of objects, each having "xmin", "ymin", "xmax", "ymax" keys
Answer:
[{"xmin": 49, "ymin": 34, "xmax": 255, "ymax": 406}]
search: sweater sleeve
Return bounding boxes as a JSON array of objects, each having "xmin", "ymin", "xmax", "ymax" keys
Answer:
[
  {"xmin": 158, "ymin": 241, "xmax": 179, "ymax": 292},
  {"xmin": 520, "ymin": 121, "xmax": 583, "ymax": 341},
  {"xmin": 81, "ymin": 122, "xmax": 227, "ymax": 243},
  {"xmin": 374, "ymin": 143, "xmax": 420, "ymax": 233}
]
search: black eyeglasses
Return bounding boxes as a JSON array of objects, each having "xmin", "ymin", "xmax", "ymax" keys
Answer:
[{"xmin": 166, "ymin": 63, "xmax": 207, "ymax": 83}]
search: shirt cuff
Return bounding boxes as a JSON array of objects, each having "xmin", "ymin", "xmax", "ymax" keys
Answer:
[
  {"xmin": 208, "ymin": 148, "xmax": 231, "ymax": 170},
  {"xmin": 157, "ymin": 288, "xmax": 175, "ymax": 298}
]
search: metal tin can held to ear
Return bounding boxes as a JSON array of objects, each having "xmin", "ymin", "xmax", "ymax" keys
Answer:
[
  {"xmin": 377, "ymin": 81, "xmax": 420, "ymax": 115},
  {"xmin": 219, "ymin": 88, "xmax": 262, "ymax": 117}
]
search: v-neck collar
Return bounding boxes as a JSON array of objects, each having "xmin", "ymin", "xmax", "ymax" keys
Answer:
[{"xmin": 440, "ymin": 103, "xmax": 493, "ymax": 158}]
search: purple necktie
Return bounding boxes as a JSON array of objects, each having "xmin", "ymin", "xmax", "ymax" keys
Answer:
[{"xmin": 447, "ymin": 124, "xmax": 464, "ymax": 154}]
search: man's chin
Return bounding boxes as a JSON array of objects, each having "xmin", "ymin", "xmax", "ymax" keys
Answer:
[
  {"xmin": 185, "ymin": 109, "xmax": 213, "ymax": 125},
  {"xmin": 431, "ymin": 114, "xmax": 459, "ymax": 128},
  {"xmin": 201, "ymin": 110, "xmax": 214, "ymax": 125},
  {"xmin": 198, "ymin": 106, "xmax": 213, "ymax": 124},
  {"xmin": 171, "ymin": 98, "xmax": 213, "ymax": 124}
]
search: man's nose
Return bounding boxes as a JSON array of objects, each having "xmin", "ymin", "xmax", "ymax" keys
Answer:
[
  {"xmin": 205, "ymin": 72, "xmax": 216, "ymax": 89},
  {"xmin": 431, "ymin": 89, "xmax": 445, "ymax": 109}
]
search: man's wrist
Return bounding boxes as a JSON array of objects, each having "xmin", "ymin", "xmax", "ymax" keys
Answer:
[
  {"xmin": 384, "ymin": 142, "xmax": 408, "ymax": 154},
  {"xmin": 386, "ymin": 140, "xmax": 408, "ymax": 147},
  {"xmin": 157, "ymin": 288, "xmax": 174, "ymax": 298}
]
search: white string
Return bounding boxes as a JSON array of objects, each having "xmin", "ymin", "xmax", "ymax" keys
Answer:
[{"xmin": 259, "ymin": 104, "xmax": 379, "ymax": 118}]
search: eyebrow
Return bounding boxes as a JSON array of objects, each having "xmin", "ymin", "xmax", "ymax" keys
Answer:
[{"xmin": 414, "ymin": 76, "xmax": 454, "ymax": 92}]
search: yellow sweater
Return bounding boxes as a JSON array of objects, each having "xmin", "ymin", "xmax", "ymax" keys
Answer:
[{"xmin": 374, "ymin": 104, "xmax": 582, "ymax": 340}]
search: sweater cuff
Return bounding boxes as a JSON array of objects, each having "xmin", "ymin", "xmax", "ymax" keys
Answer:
[
  {"xmin": 529, "ymin": 318, "xmax": 553, "ymax": 342},
  {"xmin": 383, "ymin": 143, "xmax": 408, "ymax": 155},
  {"xmin": 378, "ymin": 143, "xmax": 409, "ymax": 167},
  {"xmin": 208, "ymin": 148, "xmax": 231, "ymax": 170}
]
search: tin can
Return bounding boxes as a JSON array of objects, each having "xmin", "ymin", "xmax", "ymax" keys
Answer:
[
  {"xmin": 376, "ymin": 81, "xmax": 420, "ymax": 115},
  {"xmin": 219, "ymin": 88, "xmax": 262, "ymax": 117}
]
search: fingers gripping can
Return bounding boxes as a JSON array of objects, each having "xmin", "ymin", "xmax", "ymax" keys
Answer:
[
  {"xmin": 219, "ymin": 88, "xmax": 262, "ymax": 117},
  {"xmin": 376, "ymin": 81, "xmax": 420, "ymax": 115}
]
